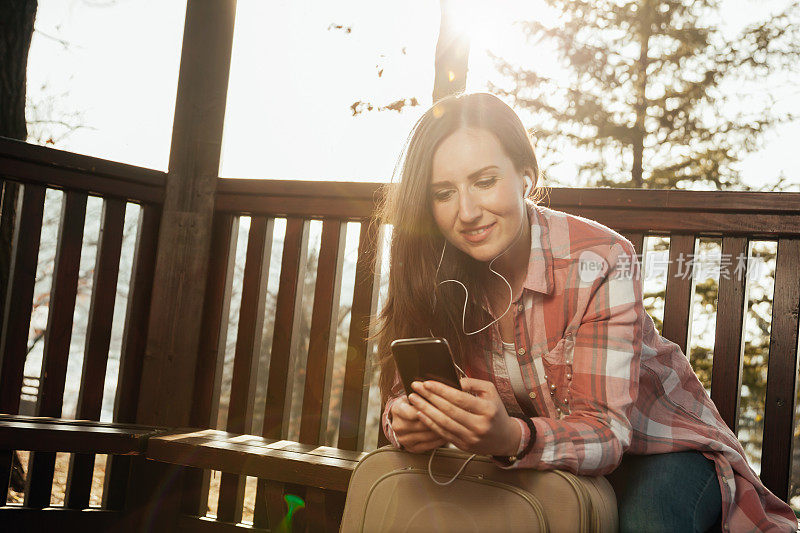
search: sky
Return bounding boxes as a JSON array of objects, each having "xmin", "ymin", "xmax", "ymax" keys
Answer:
[{"xmin": 25, "ymin": 0, "xmax": 800, "ymax": 189}]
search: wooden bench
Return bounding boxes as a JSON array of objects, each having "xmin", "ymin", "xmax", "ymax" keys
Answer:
[
  {"xmin": 1, "ymin": 137, "xmax": 799, "ymax": 532},
  {"xmin": 0, "ymin": 415, "xmax": 161, "ymax": 455},
  {"xmin": 0, "ymin": 414, "xmax": 363, "ymax": 531}
]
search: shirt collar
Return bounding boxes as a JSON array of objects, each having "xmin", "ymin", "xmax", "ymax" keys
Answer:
[{"xmin": 521, "ymin": 201, "xmax": 555, "ymax": 296}]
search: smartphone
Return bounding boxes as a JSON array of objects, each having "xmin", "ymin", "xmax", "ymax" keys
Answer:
[{"xmin": 390, "ymin": 337, "xmax": 463, "ymax": 395}]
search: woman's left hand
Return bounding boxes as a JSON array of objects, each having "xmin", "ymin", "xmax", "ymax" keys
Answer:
[{"xmin": 408, "ymin": 377, "xmax": 521, "ymax": 457}]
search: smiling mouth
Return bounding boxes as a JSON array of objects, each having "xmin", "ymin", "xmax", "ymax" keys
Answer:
[{"xmin": 461, "ymin": 223, "xmax": 495, "ymax": 242}]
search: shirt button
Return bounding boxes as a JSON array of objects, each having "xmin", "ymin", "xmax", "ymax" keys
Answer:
[
  {"xmin": 517, "ymin": 303, "xmax": 524, "ymax": 313},
  {"xmin": 566, "ymin": 373, "xmax": 572, "ymax": 380},
  {"xmin": 529, "ymin": 391, "xmax": 536, "ymax": 399},
  {"xmin": 550, "ymin": 383, "xmax": 557, "ymax": 391},
  {"xmin": 517, "ymin": 348, "xmax": 526, "ymax": 356}
]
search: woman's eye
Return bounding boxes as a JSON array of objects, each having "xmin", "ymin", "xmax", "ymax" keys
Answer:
[
  {"xmin": 475, "ymin": 176, "xmax": 498, "ymax": 188},
  {"xmin": 433, "ymin": 189, "xmax": 454, "ymax": 202}
]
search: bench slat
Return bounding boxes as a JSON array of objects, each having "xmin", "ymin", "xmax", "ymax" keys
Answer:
[
  {"xmin": 26, "ymin": 190, "xmax": 88, "ymax": 509},
  {"xmin": 182, "ymin": 213, "xmax": 238, "ymax": 517},
  {"xmin": 0, "ymin": 184, "xmax": 46, "ymax": 503},
  {"xmin": 104, "ymin": 203, "xmax": 161, "ymax": 511},
  {"xmin": 262, "ymin": 218, "xmax": 309, "ymax": 441},
  {"xmin": 256, "ymin": 218, "xmax": 310, "ymax": 523},
  {"xmin": 305, "ymin": 486, "xmax": 347, "ymax": 533},
  {"xmin": 147, "ymin": 431, "xmax": 362, "ymax": 492},
  {"xmin": 300, "ymin": 219, "xmax": 346, "ymax": 446},
  {"xmin": 339, "ymin": 220, "xmax": 383, "ymax": 451},
  {"xmin": 218, "ymin": 216, "xmax": 273, "ymax": 524},
  {"xmin": 66, "ymin": 198, "xmax": 127, "ymax": 510},
  {"xmin": 0, "ymin": 416, "xmax": 158, "ymax": 455},
  {"xmin": 619, "ymin": 231, "xmax": 645, "ymax": 258},
  {"xmin": 0, "ymin": 185, "xmax": 46, "ymax": 414},
  {"xmin": 710, "ymin": 237, "xmax": 749, "ymax": 432},
  {"xmin": 112, "ymin": 204, "xmax": 161, "ymax": 425},
  {"xmin": 191, "ymin": 213, "xmax": 238, "ymax": 430},
  {"xmin": 662, "ymin": 234, "xmax": 696, "ymax": 353},
  {"xmin": 177, "ymin": 514, "xmax": 269, "ymax": 532},
  {"xmin": 253, "ymin": 479, "xmax": 286, "ymax": 530},
  {"xmin": 0, "ymin": 507, "xmax": 127, "ymax": 531},
  {"xmin": 760, "ymin": 237, "xmax": 800, "ymax": 501}
]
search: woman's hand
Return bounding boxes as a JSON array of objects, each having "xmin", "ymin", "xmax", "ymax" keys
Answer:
[
  {"xmin": 408, "ymin": 378, "xmax": 521, "ymax": 457},
  {"xmin": 389, "ymin": 396, "xmax": 449, "ymax": 453}
]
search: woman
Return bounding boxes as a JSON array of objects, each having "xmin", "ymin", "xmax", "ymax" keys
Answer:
[{"xmin": 376, "ymin": 92, "xmax": 797, "ymax": 532}]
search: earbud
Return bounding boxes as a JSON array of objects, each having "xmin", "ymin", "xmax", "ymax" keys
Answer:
[{"xmin": 523, "ymin": 175, "xmax": 533, "ymax": 198}]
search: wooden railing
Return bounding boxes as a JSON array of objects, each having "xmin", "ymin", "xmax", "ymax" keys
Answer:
[
  {"xmin": 1, "ymin": 137, "xmax": 800, "ymax": 530},
  {"xmin": 0, "ymin": 138, "xmax": 164, "ymax": 514}
]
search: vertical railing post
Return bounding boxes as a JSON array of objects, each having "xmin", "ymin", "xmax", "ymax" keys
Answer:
[{"xmin": 125, "ymin": 1, "xmax": 237, "ymax": 529}]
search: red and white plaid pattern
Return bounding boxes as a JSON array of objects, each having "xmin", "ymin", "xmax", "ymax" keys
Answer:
[{"xmin": 383, "ymin": 202, "xmax": 797, "ymax": 532}]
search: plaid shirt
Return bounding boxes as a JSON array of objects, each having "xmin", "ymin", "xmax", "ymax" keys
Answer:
[{"xmin": 383, "ymin": 202, "xmax": 797, "ymax": 532}]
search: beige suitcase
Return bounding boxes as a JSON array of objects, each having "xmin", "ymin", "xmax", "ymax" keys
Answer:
[{"xmin": 340, "ymin": 445, "xmax": 618, "ymax": 533}]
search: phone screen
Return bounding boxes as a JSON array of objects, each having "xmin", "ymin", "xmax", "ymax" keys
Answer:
[{"xmin": 390, "ymin": 337, "xmax": 463, "ymax": 395}]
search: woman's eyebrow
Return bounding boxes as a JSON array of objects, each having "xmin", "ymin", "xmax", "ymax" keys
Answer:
[{"xmin": 431, "ymin": 165, "xmax": 500, "ymax": 188}]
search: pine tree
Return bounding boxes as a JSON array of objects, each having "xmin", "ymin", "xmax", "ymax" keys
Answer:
[{"xmin": 492, "ymin": 0, "xmax": 800, "ymax": 189}]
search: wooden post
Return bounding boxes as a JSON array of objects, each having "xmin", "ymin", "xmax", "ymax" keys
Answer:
[
  {"xmin": 136, "ymin": 0, "xmax": 237, "ymax": 428},
  {"xmin": 126, "ymin": 1, "xmax": 237, "ymax": 530}
]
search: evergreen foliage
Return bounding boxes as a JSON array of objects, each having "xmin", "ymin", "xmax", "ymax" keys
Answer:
[{"xmin": 491, "ymin": 0, "xmax": 800, "ymax": 189}]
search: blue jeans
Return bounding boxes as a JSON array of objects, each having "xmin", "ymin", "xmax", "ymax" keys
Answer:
[{"xmin": 606, "ymin": 451, "xmax": 722, "ymax": 533}]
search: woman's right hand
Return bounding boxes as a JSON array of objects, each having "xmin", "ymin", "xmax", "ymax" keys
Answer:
[{"xmin": 390, "ymin": 396, "xmax": 448, "ymax": 453}]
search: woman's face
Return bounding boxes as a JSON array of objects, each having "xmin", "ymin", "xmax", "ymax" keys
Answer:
[{"xmin": 430, "ymin": 127, "xmax": 530, "ymax": 264}]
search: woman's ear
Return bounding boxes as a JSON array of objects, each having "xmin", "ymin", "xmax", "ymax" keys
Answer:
[
  {"xmin": 521, "ymin": 167, "xmax": 537, "ymax": 195},
  {"xmin": 523, "ymin": 174, "xmax": 534, "ymax": 198}
]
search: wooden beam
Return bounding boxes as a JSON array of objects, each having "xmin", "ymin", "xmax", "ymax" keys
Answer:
[
  {"xmin": 128, "ymin": 1, "xmax": 237, "ymax": 529},
  {"xmin": 136, "ymin": 0, "xmax": 237, "ymax": 428}
]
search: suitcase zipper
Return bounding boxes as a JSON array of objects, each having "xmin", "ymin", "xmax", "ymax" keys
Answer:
[
  {"xmin": 553, "ymin": 470, "xmax": 593, "ymax": 533},
  {"xmin": 360, "ymin": 468, "xmax": 549, "ymax": 532}
]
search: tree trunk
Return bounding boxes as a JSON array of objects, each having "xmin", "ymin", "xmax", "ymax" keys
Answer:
[
  {"xmin": 0, "ymin": 0, "xmax": 38, "ymax": 495},
  {"xmin": 432, "ymin": 0, "xmax": 470, "ymax": 103}
]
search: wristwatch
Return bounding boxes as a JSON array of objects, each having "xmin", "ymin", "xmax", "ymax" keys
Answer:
[{"xmin": 492, "ymin": 415, "xmax": 536, "ymax": 466}]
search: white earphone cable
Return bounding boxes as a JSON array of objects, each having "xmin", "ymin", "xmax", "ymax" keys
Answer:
[
  {"xmin": 434, "ymin": 205, "xmax": 528, "ymax": 337},
  {"xmin": 424, "ymin": 200, "xmax": 529, "ymax": 485}
]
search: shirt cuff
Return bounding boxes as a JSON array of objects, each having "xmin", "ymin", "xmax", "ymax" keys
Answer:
[
  {"xmin": 381, "ymin": 395, "xmax": 405, "ymax": 448},
  {"xmin": 515, "ymin": 417, "xmax": 530, "ymax": 455}
]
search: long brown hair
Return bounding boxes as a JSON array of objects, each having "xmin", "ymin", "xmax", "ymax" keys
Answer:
[{"xmin": 375, "ymin": 92, "xmax": 544, "ymax": 403}]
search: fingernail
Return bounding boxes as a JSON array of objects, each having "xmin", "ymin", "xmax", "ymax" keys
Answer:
[
  {"xmin": 411, "ymin": 381, "xmax": 421, "ymax": 390},
  {"xmin": 408, "ymin": 393, "xmax": 417, "ymax": 402}
]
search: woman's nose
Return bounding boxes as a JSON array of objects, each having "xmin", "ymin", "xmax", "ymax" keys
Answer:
[{"xmin": 458, "ymin": 189, "xmax": 482, "ymax": 223}]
